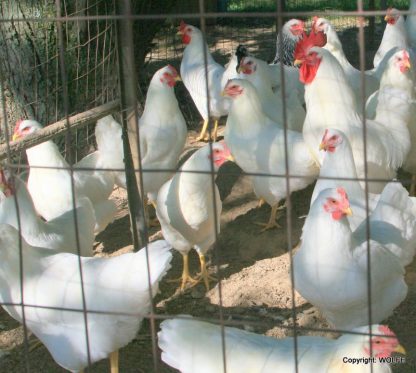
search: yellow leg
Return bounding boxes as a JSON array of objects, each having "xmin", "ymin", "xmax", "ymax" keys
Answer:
[
  {"xmin": 196, "ymin": 119, "xmax": 209, "ymax": 142},
  {"xmin": 195, "ymin": 254, "xmax": 217, "ymax": 291},
  {"xmin": 258, "ymin": 197, "xmax": 266, "ymax": 208},
  {"xmin": 167, "ymin": 253, "xmax": 198, "ymax": 291},
  {"xmin": 212, "ymin": 119, "xmax": 219, "ymax": 141},
  {"xmin": 254, "ymin": 204, "xmax": 283, "ymax": 232},
  {"xmin": 110, "ymin": 350, "xmax": 119, "ymax": 373}
]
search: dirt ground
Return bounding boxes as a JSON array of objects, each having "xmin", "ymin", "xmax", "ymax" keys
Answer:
[{"xmin": 0, "ymin": 19, "xmax": 415, "ymax": 373}]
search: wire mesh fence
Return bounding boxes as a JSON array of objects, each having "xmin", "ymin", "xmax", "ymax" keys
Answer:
[{"xmin": 0, "ymin": 0, "xmax": 415, "ymax": 372}]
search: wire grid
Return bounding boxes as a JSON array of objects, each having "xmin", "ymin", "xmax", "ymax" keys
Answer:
[{"xmin": 0, "ymin": 0, "xmax": 414, "ymax": 372}]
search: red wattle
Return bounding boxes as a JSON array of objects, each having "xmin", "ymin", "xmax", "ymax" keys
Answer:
[
  {"xmin": 299, "ymin": 61, "xmax": 320, "ymax": 84},
  {"xmin": 182, "ymin": 34, "xmax": 191, "ymax": 44}
]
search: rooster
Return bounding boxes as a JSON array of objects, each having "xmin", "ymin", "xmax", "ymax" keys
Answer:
[
  {"xmin": 294, "ymin": 187, "xmax": 415, "ymax": 329},
  {"xmin": 178, "ymin": 21, "xmax": 236, "ymax": 141},
  {"xmin": 0, "ymin": 223, "xmax": 172, "ymax": 373},
  {"xmin": 156, "ymin": 142, "xmax": 234, "ymax": 291},
  {"xmin": 159, "ymin": 317, "xmax": 406, "ymax": 373},
  {"xmin": 13, "ymin": 119, "xmax": 117, "ymax": 233},
  {"xmin": 295, "ymin": 33, "xmax": 412, "ymax": 193},
  {"xmin": 223, "ymin": 79, "xmax": 318, "ymax": 231}
]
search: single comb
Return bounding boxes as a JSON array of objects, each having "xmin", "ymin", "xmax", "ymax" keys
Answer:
[
  {"xmin": 378, "ymin": 325, "xmax": 396, "ymax": 338},
  {"xmin": 294, "ymin": 31, "xmax": 327, "ymax": 60},
  {"xmin": 179, "ymin": 20, "xmax": 187, "ymax": 32}
]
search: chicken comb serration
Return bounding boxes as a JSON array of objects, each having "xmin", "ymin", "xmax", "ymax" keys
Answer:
[
  {"xmin": 294, "ymin": 31, "xmax": 327, "ymax": 60},
  {"xmin": 378, "ymin": 325, "xmax": 396, "ymax": 338},
  {"xmin": 179, "ymin": 20, "xmax": 187, "ymax": 32},
  {"xmin": 336, "ymin": 187, "xmax": 348, "ymax": 201},
  {"xmin": 14, "ymin": 119, "xmax": 24, "ymax": 133},
  {"xmin": 167, "ymin": 64, "xmax": 178, "ymax": 76}
]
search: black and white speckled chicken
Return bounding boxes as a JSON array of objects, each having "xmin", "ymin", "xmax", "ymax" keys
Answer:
[{"xmin": 272, "ymin": 19, "xmax": 305, "ymax": 67}]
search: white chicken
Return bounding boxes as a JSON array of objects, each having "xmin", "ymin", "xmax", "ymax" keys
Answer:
[
  {"xmin": 156, "ymin": 142, "xmax": 234, "ymax": 291},
  {"xmin": 0, "ymin": 170, "xmax": 95, "ymax": 256},
  {"xmin": 295, "ymin": 33, "xmax": 412, "ymax": 193},
  {"xmin": 312, "ymin": 16, "xmax": 392, "ymax": 104},
  {"xmin": 293, "ymin": 187, "xmax": 415, "ymax": 329},
  {"xmin": 178, "ymin": 21, "xmax": 233, "ymax": 141},
  {"xmin": 223, "ymin": 79, "xmax": 318, "ymax": 231},
  {"xmin": 374, "ymin": 8, "xmax": 408, "ymax": 68},
  {"xmin": 0, "ymin": 223, "xmax": 172, "ymax": 373},
  {"xmin": 365, "ymin": 49, "xmax": 416, "ymax": 195},
  {"xmin": 13, "ymin": 119, "xmax": 118, "ymax": 233},
  {"xmin": 92, "ymin": 114, "xmax": 125, "ymax": 189},
  {"xmin": 313, "ymin": 129, "xmax": 416, "ymax": 250},
  {"xmin": 132, "ymin": 64, "xmax": 187, "ymax": 206},
  {"xmin": 159, "ymin": 317, "xmax": 406, "ymax": 373},
  {"xmin": 238, "ymin": 55, "xmax": 305, "ymax": 132},
  {"xmin": 272, "ymin": 18, "xmax": 305, "ymax": 67}
]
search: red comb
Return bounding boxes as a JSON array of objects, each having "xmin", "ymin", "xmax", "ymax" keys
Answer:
[
  {"xmin": 378, "ymin": 325, "xmax": 396, "ymax": 337},
  {"xmin": 179, "ymin": 20, "xmax": 187, "ymax": 32},
  {"xmin": 14, "ymin": 119, "xmax": 24, "ymax": 133},
  {"xmin": 312, "ymin": 16, "xmax": 319, "ymax": 23},
  {"xmin": 321, "ymin": 129, "xmax": 329, "ymax": 143},
  {"xmin": 294, "ymin": 31, "xmax": 327, "ymax": 60},
  {"xmin": 336, "ymin": 187, "xmax": 348, "ymax": 200},
  {"xmin": 167, "ymin": 64, "xmax": 178, "ymax": 75}
]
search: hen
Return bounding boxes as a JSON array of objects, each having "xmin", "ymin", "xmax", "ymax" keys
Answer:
[
  {"xmin": 0, "ymin": 223, "xmax": 172, "ymax": 373},
  {"xmin": 223, "ymin": 79, "xmax": 318, "ymax": 230},
  {"xmin": 159, "ymin": 317, "xmax": 406, "ymax": 373},
  {"xmin": 365, "ymin": 49, "xmax": 416, "ymax": 194},
  {"xmin": 156, "ymin": 142, "xmax": 233, "ymax": 291},
  {"xmin": 238, "ymin": 55, "xmax": 305, "ymax": 131},
  {"xmin": 178, "ymin": 21, "xmax": 234, "ymax": 141},
  {"xmin": 0, "ymin": 170, "xmax": 95, "ymax": 256},
  {"xmin": 314, "ymin": 129, "xmax": 416, "ymax": 247},
  {"xmin": 374, "ymin": 8, "xmax": 408, "ymax": 68},
  {"xmin": 13, "ymin": 119, "xmax": 117, "ymax": 233},
  {"xmin": 295, "ymin": 34, "xmax": 412, "ymax": 193},
  {"xmin": 272, "ymin": 18, "xmax": 305, "ymax": 67},
  {"xmin": 136, "ymin": 65, "xmax": 187, "ymax": 204},
  {"xmin": 312, "ymin": 17, "xmax": 391, "ymax": 104},
  {"xmin": 293, "ymin": 187, "xmax": 415, "ymax": 329}
]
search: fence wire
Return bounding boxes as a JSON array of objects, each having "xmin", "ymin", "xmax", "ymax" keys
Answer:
[{"xmin": 0, "ymin": 0, "xmax": 414, "ymax": 372}]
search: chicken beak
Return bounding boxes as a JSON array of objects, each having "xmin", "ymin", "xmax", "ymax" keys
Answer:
[
  {"xmin": 237, "ymin": 66, "xmax": 243, "ymax": 74},
  {"xmin": 221, "ymin": 90, "xmax": 227, "ymax": 97},
  {"xmin": 293, "ymin": 59, "xmax": 303, "ymax": 67},
  {"xmin": 226, "ymin": 154, "xmax": 235, "ymax": 162},
  {"xmin": 319, "ymin": 142, "xmax": 326, "ymax": 151},
  {"xmin": 384, "ymin": 15, "xmax": 392, "ymax": 22},
  {"xmin": 394, "ymin": 344, "xmax": 406, "ymax": 355},
  {"xmin": 12, "ymin": 133, "xmax": 19, "ymax": 141},
  {"xmin": 404, "ymin": 60, "xmax": 411, "ymax": 70},
  {"xmin": 175, "ymin": 75, "xmax": 182, "ymax": 82},
  {"xmin": 344, "ymin": 207, "xmax": 353, "ymax": 216}
]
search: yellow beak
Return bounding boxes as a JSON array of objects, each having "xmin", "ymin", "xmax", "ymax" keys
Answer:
[
  {"xmin": 319, "ymin": 142, "xmax": 326, "ymax": 151},
  {"xmin": 175, "ymin": 75, "xmax": 182, "ymax": 82},
  {"xmin": 294, "ymin": 59, "xmax": 303, "ymax": 67},
  {"xmin": 12, "ymin": 133, "xmax": 19, "ymax": 142},
  {"xmin": 404, "ymin": 60, "xmax": 411, "ymax": 70},
  {"xmin": 221, "ymin": 90, "xmax": 226, "ymax": 97},
  {"xmin": 384, "ymin": 15, "xmax": 391, "ymax": 22},
  {"xmin": 344, "ymin": 207, "xmax": 353, "ymax": 216},
  {"xmin": 176, "ymin": 30, "xmax": 182, "ymax": 36},
  {"xmin": 226, "ymin": 154, "xmax": 235, "ymax": 162},
  {"xmin": 394, "ymin": 344, "xmax": 406, "ymax": 355}
]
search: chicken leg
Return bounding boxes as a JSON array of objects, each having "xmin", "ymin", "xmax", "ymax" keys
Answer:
[
  {"xmin": 255, "ymin": 204, "xmax": 283, "ymax": 232},
  {"xmin": 145, "ymin": 199, "xmax": 159, "ymax": 227},
  {"xmin": 196, "ymin": 119, "xmax": 219, "ymax": 142},
  {"xmin": 110, "ymin": 350, "xmax": 119, "ymax": 373},
  {"xmin": 194, "ymin": 254, "xmax": 217, "ymax": 291},
  {"xmin": 167, "ymin": 253, "xmax": 198, "ymax": 291}
]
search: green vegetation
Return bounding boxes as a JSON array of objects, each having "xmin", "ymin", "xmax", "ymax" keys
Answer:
[{"xmin": 227, "ymin": 0, "xmax": 409, "ymax": 12}]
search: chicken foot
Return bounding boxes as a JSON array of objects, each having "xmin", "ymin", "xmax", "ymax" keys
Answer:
[
  {"xmin": 167, "ymin": 253, "xmax": 199, "ymax": 291},
  {"xmin": 255, "ymin": 204, "xmax": 284, "ymax": 232},
  {"xmin": 194, "ymin": 254, "xmax": 217, "ymax": 291}
]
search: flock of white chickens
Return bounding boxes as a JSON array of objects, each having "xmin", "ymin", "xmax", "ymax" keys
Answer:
[{"xmin": 1, "ymin": 4, "xmax": 416, "ymax": 373}]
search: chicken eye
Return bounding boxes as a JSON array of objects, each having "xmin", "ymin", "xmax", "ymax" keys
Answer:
[
  {"xmin": 330, "ymin": 135, "xmax": 337, "ymax": 141},
  {"xmin": 247, "ymin": 61, "xmax": 253, "ymax": 65},
  {"xmin": 187, "ymin": 27, "xmax": 192, "ymax": 32}
]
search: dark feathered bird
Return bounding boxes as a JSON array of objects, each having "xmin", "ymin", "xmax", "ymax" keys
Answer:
[{"xmin": 272, "ymin": 19, "xmax": 305, "ymax": 67}]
